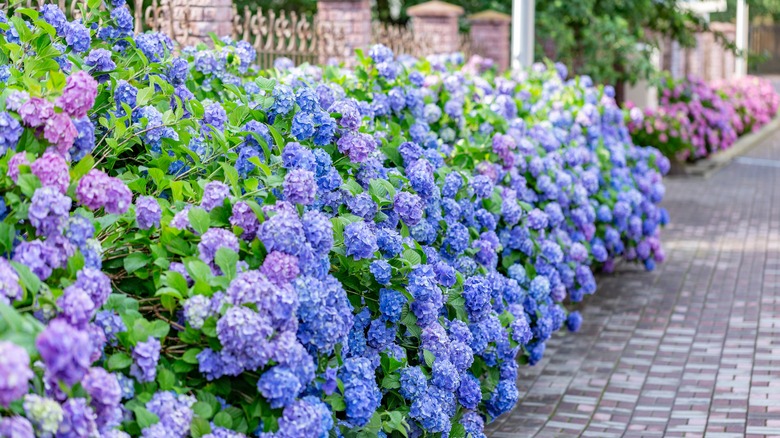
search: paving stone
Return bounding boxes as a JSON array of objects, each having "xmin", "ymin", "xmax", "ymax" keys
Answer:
[{"xmin": 485, "ymin": 129, "xmax": 780, "ymax": 436}]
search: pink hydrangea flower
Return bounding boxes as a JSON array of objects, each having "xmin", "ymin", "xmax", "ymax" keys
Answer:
[
  {"xmin": 17, "ymin": 97, "xmax": 54, "ymax": 128},
  {"xmin": 56, "ymin": 71, "xmax": 98, "ymax": 118},
  {"xmin": 43, "ymin": 113, "xmax": 77, "ymax": 154},
  {"xmin": 31, "ymin": 151, "xmax": 70, "ymax": 194}
]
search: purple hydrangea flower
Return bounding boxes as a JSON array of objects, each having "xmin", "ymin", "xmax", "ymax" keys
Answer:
[
  {"xmin": 31, "ymin": 146, "xmax": 71, "ymax": 193},
  {"xmin": 257, "ymin": 366, "xmax": 301, "ymax": 408},
  {"xmin": 0, "ymin": 416, "xmax": 34, "ymax": 437},
  {"xmin": 0, "ymin": 111, "xmax": 23, "ymax": 154},
  {"xmin": 43, "ymin": 113, "xmax": 77, "ymax": 154},
  {"xmin": 36, "ymin": 319, "xmax": 91, "ymax": 385},
  {"xmin": 57, "ymin": 286, "xmax": 96, "ymax": 328},
  {"xmin": 202, "ymin": 102, "xmax": 227, "ymax": 137},
  {"xmin": 135, "ymin": 196, "xmax": 162, "ymax": 229},
  {"xmin": 344, "ymin": 221, "xmax": 378, "ymax": 260},
  {"xmin": 258, "ymin": 208, "xmax": 305, "ymax": 256},
  {"xmin": 70, "ymin": 117, "xmax": 96, "ymax": 161},
  {"xmin": 12, "ymin": 240, "xmax": 56, "ymax": 280},
  {"xmin": 58, "ymin": 397, "xmax": 98, "ymax": 438},
  {"xmin": 104, "ymin": 177, "xmax": 132, "ymax": 214},
  {"xmin": 201, "ymin": 181, "xmax": 230, "ymax": 211},
  {"xmin": 261, "ymin": 251, "xmax": 300, "ymax": 285},
  {"xmin": 0, "ymin": 342, "xmax": 33, "ymax": 407},
  {"xmin": 28, "ymin": 187, "xmax": 72, "ymax": 238},
  {"xmin": 85, "ymin": 48, "xmax": 116, "ymax": 72},
  {"xmin": 294, "ymin": 275, "xmax": 353, "ymax": 354},
  {"xmin": 130, "ymin": 337, "xmax": 161, "ymax": 383},
  {"xmin": 76, "ymin": 169, "xmax": 110, "ymax": 210},
  {"xmin": 74, "ymin": 267, "xmax": 111, "ymax": 308},
  {"xmin": 18, "ymin": 97, "xmax": 54, "ymax": 128},
  {"xmin": 302, "ymin": 210, "xmax": 333, "ymax": 254},
  {"xmin": 65, "ymin": 21, "xmax": 91, "ymax": 52},
  {"xmin": 57, "ymin": 71, "xmax": 97, "ymax": 118},
  {"xmin": 337, "ymin": 132, "xmax": 375, "ymax": 163},
  {"xmin": 144, "ymin": 391, "xmax": 195, "ymax": 437},
  {"xmin": 229, "ymin": 201, "xmax": 259, "ymax": 240},
  {"xmin": 216, "ymin": 306, "xmax": 274, "ymax": 372},
  {"xmin": 394, "ymin": 191, "xmax": 424, "ymax": 226},
  {"xmin": 283, "ymin": 169, "xmax": 317, "ymax": 205},
  {"xmin": 94, "ymin": 310, "xmax": 126, "ymax": 345},
  {"xmin": 198, "ymin": 228, "xmax": 240, "ymax": 269},
  {"xmin": 0, "ymin": 258, "xmax": 23, "ymax": 303}
]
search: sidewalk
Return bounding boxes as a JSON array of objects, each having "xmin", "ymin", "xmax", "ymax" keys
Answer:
[{"xmin": 487, "ymin": 129, "xmax": 780, "ymax": 437}]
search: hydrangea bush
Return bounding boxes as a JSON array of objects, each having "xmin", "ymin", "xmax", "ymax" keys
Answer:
[
  {"xmin": 628, "ymin": 74, "xmax": 779, "ymax": 161},
  {"xmin": 0, "ymin": 3, "xmax": 668, "ymax": 437}
]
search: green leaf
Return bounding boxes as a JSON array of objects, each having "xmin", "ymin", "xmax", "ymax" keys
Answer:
[
  {"xmin": 133, "ymin": 407, "xmax": 160, "ymax": 429},
  {"xmin": 402, "ymin": 248, "xmax": 422, "ymax": 266},
  {"xmin": 212, "ymin": 411, "xmax": 232, "ymax": 428},
  {"xmin": 215, "ymin": 247, "xmax": 239, "ymax": 280},
  {"xmin": 107, "ymin": 353, "xmax": 133, "ymax": 371},
  {"xmin": 266, "ymin": 124, "xmax": 284, "ymax": 150},
  {"xmin": 201, "ymin": 318, "xmax": 217, "ymax": 337},
  {"xmin": 190, "ymin": 417, "xmax": 212, "ymax": 438},
  {"xmin": 423, "ymin": 350, "xmax": 435, "ymax": 367},
  {"xmin": 124, "ymin": 253, "xmax": 150, "ymax": 274},
  {"xmin": 186, "ymin": 260, "xmax": 212, "ymax": 284},
  {"xmin": 157, "ymin": 368, "xmax": 176, "ymax": 390},
  {"xmin": 16, "ymin": 174, "xmax": 40, "ymax": 198},
  {"xmin": 137, "ymin": 86, "xmax": 155, "ymax": 107},
  {"xmin": 325, "ymin": 393, "xmax": 346, "ymax": 412},
  {"xmin": 183, "ymin": 348, "xmax": 202, "ymax": 364},
  {"xmin": 149, "ymin": 320, "xmax": 170, "ymax": 339},
  {"xmin": 165, "ymin": 271, "xmax": 189, "ymax": 296},
  {"xmin": 341, "ymin": 179, "xmax": 363, "ymax": 195},
  {"xmin": 70, "ymin": 154, "xmax": 95, "ymax": 181},
  {"xmin": 193, "ymin": 401, "xmax": 214, "ymax": 420},
  {"xmin": 10, "ymin": 262, "xmax": 40, "ymax": 295},
  {"xmin": 381, "ymin": 373, "xmax": 400, "ymax": 389},
  {"xmin": 188, "ymin": 207, "xmax": 211, "ymax": 235}
]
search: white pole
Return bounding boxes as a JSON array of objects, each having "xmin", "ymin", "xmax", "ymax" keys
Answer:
[
  {"xmin": 511, "ymin": 0, "xmax": 535, "ymax": 70},
  {"xmin": 735, "ymin": 0, "xmax": 748, "ymax": 76}
]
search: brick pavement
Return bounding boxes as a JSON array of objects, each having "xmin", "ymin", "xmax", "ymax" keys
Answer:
[{"xmin": 487, "ymin": 129, "xmax": 780, "ymax": 437}]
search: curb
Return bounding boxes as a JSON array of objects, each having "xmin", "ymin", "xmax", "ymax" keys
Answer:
[{"xmin": 671, "ymin": 116, "xmax": 780, "ymax": 179}]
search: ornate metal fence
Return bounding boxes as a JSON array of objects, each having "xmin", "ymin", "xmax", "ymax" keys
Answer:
[
  {"xmin": 232, "ymin": 7, "xmax": 320, "ymax": 68},
  {"xmin": 371, "ymin": 21, "xmax": 425, "ymax": 58},
  {"xmin": 371, "ymin": 21, "xmax": 471, "ymax": 59}
]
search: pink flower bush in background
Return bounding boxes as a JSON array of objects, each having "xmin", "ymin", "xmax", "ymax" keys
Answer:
[
  {"xmin": 628, "ymin": 75, "xmax": 780, "ymax": 161},
  {"xmin": 714, "ymin": 76, "xmax": 780, "ymax": 136}
]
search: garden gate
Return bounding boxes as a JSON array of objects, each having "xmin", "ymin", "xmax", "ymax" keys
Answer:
[{"xmin": 749, "ymin": 24, "xmax": 780, "ymax": 74}]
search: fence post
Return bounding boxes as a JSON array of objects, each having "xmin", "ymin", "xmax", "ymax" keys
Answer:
[
  {"xmin": 163, "ymin": 0, "xmax": 234, "ymax": 47},
  {"xmin": 407, "ymin": 0, "xmax": 464, "ymax": 55},
  {"xmin": 316, "ymin": 0, "xmax": 372, "ymax": 65},
  {"xmin": 468, "ymin": 10, "xmax": 511, "ymax": 71}
]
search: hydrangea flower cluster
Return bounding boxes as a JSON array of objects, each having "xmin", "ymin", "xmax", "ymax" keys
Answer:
[{"xmin": 0, "ymin": 6, "xmax": 675, "ymax": 437}]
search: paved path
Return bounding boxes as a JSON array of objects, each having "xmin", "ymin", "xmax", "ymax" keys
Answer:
[{"xmin": 488, "ymin": 129, "xmax": 780, "ymax": 437}]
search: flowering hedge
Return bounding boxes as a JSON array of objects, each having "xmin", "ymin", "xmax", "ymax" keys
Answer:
[
  {"xmin": 627, "ymin": 75, "xmax": 779, "ymax": 161},
  {"xmin": 0, "ymin": 3, "xmax": 668, "ymax": 438}
]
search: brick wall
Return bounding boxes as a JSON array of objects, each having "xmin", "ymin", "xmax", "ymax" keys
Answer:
[
  {"xmin": 317, "ymin": 0, "xmax": 372, "ymax": 65},
  {"xmin": 469, "ymin": 10, "xmax": 510, "ymax": 71},
  {"xmin": 164, "ymin": 0, "xmax": 234, "ymax": 46},
  {"xmin": 407, "ymin": 1, "xmax": 464, "ymax": 55}
]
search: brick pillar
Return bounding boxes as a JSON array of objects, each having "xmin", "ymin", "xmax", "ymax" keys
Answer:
[
  {"xmin": 316, "ymin": 0, "xmax": 372, "ymax": 65},
  {"xmin": 407, "ymin": 0, "xmax": 464, "ymax": 55},
  {"xmin": 468, "ymin": 10, "xmax": 510, "ymax": 71},
  {"xmin": 164, "ymin": 0, "xmax": 234, "ymax": 47},
  {"xmin": 710, "ymin": 22, "xmax": 737, "ymax": 81}
]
